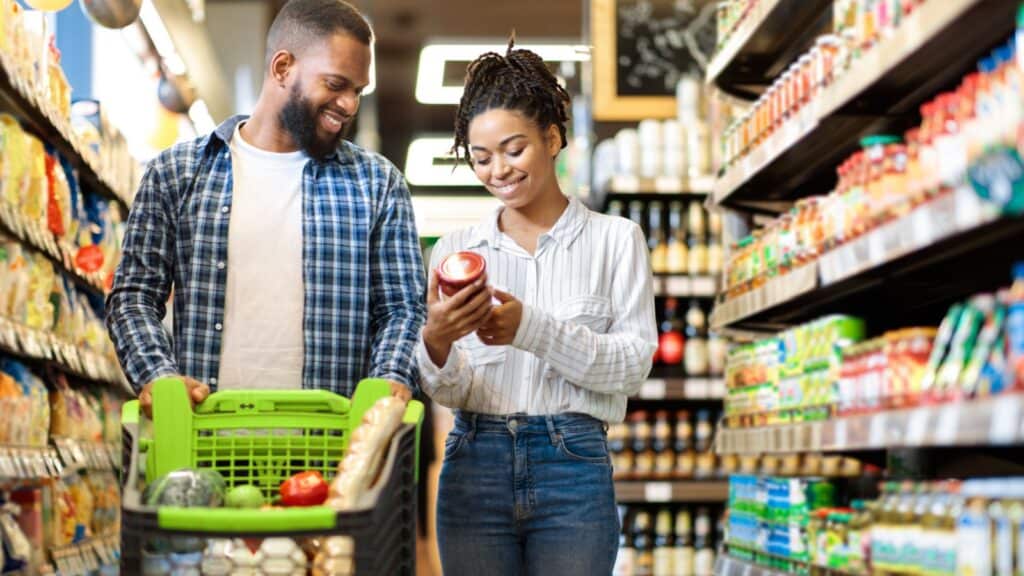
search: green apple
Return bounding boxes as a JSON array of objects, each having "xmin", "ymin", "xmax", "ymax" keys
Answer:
[{"xmin": 225, "ymin": 485, "xmax": 265, "ymax": 509}]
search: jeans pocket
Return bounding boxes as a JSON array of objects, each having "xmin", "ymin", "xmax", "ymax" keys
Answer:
[
  {"xmin": 444, "ymin": 430, "xmax": 469, "ymax": 460},
  {"xmin": 556, "ymin": 430, "xmax": 610, "ymax": 464}
]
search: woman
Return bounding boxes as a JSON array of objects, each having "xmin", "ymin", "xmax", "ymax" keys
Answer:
[{"xmin": 417, "ymin": 40, "xmax": 658, "ymax": 575}]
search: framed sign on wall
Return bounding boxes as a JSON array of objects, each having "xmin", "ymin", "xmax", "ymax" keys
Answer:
[{"xmin": 591, "ymin": 0, "xmax": 716, "ymax": 121}]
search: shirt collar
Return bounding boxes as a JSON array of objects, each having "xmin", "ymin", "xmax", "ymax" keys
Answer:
[
  {"xmin": 207, "ymin": 114, "xmax": 351, "ymax": 164},
  {"xmin": 466, "ymin": 196, "xmax": 589, "ymax": 250}
]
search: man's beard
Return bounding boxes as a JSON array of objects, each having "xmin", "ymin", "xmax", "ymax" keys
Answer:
[{"xmin": 279, "ymin": 83, "xmax": 348, "ymax": 160}]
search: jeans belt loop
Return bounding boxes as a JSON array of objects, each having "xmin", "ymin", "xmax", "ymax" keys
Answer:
[
  {"xmin": 468, "ymin": 412, "xmax": 478, "ymax": 441},
  {"xmin": 545, "ymin": 415, "xmax": 559, "ymax": 446}
]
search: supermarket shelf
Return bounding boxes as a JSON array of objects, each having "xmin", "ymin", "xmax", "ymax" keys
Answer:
[
  {"xmin": 0, "ymin": 55, "xmax": 132, "ymax": 210},
  {"xmin": 51, "ymin": 535, "xmax": 120, "ymax": 573},
  {"xmin": 715, "ymin": 553, "xmax": 859, "ymax": 576},
  {"xmin": 717, "ymin": 393, "xmax": 1024, "ymax": 456},
  {"xmin": 608, "ymin": 175, "xmax": 715, "ymax": 195},
  {"xmin": 636, "ymin": 377, "xmax": 726, "ymax": 401},
  {"xmin": 710, "ymin": 188, "xmax": 1019, "ymax": 331},
  {"xmin": 0, "ymin": 440, "xmax": 117, "ymax": 481},
  {"xmin": 716, "ymin": 554, "xmax": 791, "ymax": 576},
  {"xmin": 712, "ymin": 0, "xmax": 1020, "ymax": 210},
  {"xmin": 710, "ymin": 262, "xmax": 817, "ymax": 331},
  {"xmin": 0, "ymin": 315, "xmax": 129, "ymax": 394},
  {"xmin": 653, "ymin": 275, "xmax": 719, "ymax": 298},
  {"xmin": 0, "ymin": 207, "xmax": 108, "ymax": 295},
  {"xmin": 706, "ymin": 0, "xmax": 833, "ymax": 98},
  {"xmin": 614, "ymin": 480, "xmax": 729, "ymax": 503}
]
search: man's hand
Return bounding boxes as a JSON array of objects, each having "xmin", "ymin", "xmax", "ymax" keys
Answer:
[
  {"xmin": 389, "ymin": 381, "xmax": 412, "ymax": 402},
  {"xmin": 476, "ymin": 289, "xmax": 522, "ymax": 346},
  {"xmin": 421, "ymin": 269, "xmax": 494, "ymax": 366},
  {"xmin": 139, "ymin": 376, "xmax": 210, "ymax": 418}
]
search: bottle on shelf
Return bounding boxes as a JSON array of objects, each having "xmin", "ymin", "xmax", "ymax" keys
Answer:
[
  {"xmin": 673, "ymin": 410, "xmax": 696, "ymax": 479},
  {"xmin": 609, "ymin": 421, "xmax": 633, "ymax": 480},
  {"xmin": 708, "ymin": 333, "xmax": 728, "ymax": 378},
  {"xmin": 649, "ymin": 201, "xmax": 669, "ymax": 274},
  {"xmin": 694, "ymin": 410, "xmax": 717, "ymax": 479},
  {"xmin": 653, "ymin": 508, "xmax": 675, "ymax": 576},
  {"xmin": 631, "ymin": 411, "xmax": 655, "ymax": 480},
  {"xmin": 693, "ymin": 507, "xmax": 715, "ymax": 576},
  {"xmin": 684, "ymin": 300, "xmax": 709, "ymax": 377},
  {"xmin": 608, "ymin": 200, "xmax": 626, "ymax": 220},
  {"xmin": 667, "ymin": 201, "xmax": 689, "ymax": 275},
  {"xmin": 652, "ymin": 410, "xmax": 675, "ymax": 480},
  {"xmin": 687, "ymin": 201, "xmax": 707, "ymax": 276},
  {"xmin": 628, "ymin": 201, "xmax": 647, "ymax": 239},
  {"xmin": 614, "ymin": 506, "xmax": 636, "ymax": 576},
  {"xmin": 673, "ymin": 508, "xmax": 695, "ymax": 576},
  {"xmin": 658, "ymin": 298, "xmax": 685, "ymax": 366},
  {"xmin": 634, "ymin": 510, "xmax": 655, "ymax": 576}
]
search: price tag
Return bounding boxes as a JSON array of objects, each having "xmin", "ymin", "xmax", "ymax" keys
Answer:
[
  {"xmin": 664, "ymin": 276, "xmax": 690, "ymax": 296},
  {"xmin": 868, "ymin": 230, "xmax": 886, "ymax": 266},
  {"xmin": 0, "ymin": 448, "xmax": 15, "ymax": 478},
  {"xmin": 644, "ymin": 482, "xmax": 673, "ymax": 502},
  {"xmin": 691, "ymin": 276, "xmax": 717, "ymax": 296},
  {"xmin": 935, "ymin": 404, "xmax": 961, "ymax": 445},
  {"xmin": 990, "ymin": 399, "xmax": 1022, "ymax": 444},
  {"xmin": 654, "ymin": 176, "xmax": 684, "ymax": 193},
  {"xmin": 906, "ymin": 408, "xmax": 930, "ymax": 446},
  {"xmin": 612, "ymin": 174, "xmax": 640, "ymax": 193},
  {"xmin": 687, "ymin": 379, "xmax": 711, "ymax": 399},
  {"xmin": 82, "ymin": 545, "xmax": 99, "ymax": 571},
  {"xmin": 710, "ymin": 380, "xmax": 727, "ymax": 399},
  {"xmin": 94, "ymin": 541, "xmax": 111, "ymax": 565},
  {"xmin": 869, "ymin": 413, "xmax": 888, "ymax": 446},
  {"xmin": 832, "ymin": 419, "xmax": 848, "ymax": 448},
  {"xmin": 639, "ymin": 379, "xmax": 666, "ymax": 400},
  {"xmin": 931, "ymin": 194, "xmax": 958, "ymax": 239}
]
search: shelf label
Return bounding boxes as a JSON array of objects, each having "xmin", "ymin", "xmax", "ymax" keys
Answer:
[
  {"xmin": 644, "ymin": 482, "xmax": 673, "ymax": 502},
  {"xmin": 664, "ymin": 276, "xmax": 691, "ymax": 296},
  {"xmin": 935, "ymin": 404, "xmax": 961, "ymax": 445},
  {"xmin": 655, "ymin": 176, "xmax": 684, "ymax": 193},
  {"xmin": 691, "ymin": 276, "xmax": 717, "ymax": 295},
  {"xmin": 687, "ymin": 379, "xmax": 711, "ymax": 399},
  {"xmin": 832, "ymin": 419, "xmax": 848, "ymax": 448},
  {"xmin": 710, "ymin": 380, "xmax": 727, "ymax": 399},
  {"xmin": 639, "ymin": 379, "xmax": 666, "ymax": 399},
  {"xmin": 612, "ymin": 175, "xmax": 640, "ymax": 193},
  {"xmin": 906, "ymin": 408, "xmax": 929, "ymax": 446},
  {"xmin": 990, "ymin": 399, "xmax": 1021, "ymax": 444},
  {"xmin": 870, "ymin": 413, "xmax": 888, "ymax": 446}
]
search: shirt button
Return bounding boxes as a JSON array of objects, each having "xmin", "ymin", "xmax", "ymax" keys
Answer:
[
  {"xmin": 215, "ymin": 323, "xmax": 223, "ymax": 331},
  {"xmin": 209, "ymin": 378, "xmax": 217, "ymax": 385},
  {"xmin": 221, "ymin": 206, "xmax": 230, "ymax": 214},
  {"xmin": 216, "ymin": 261, "xmax": 225, "ymax": 270}
]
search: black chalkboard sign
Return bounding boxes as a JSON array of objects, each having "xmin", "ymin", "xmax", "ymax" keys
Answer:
[
  {"xmin": 616, "ymin": 0, "xmax": 716, "ymax": 95},
  {"xmin": 593, "ymin": 0, "xmax": 716, "ymax": 120}
]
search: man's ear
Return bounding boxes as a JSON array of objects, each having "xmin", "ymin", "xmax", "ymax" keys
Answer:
[{"xmin": 269, "ymin": 50, "xmax": 295, "ymax": 87}]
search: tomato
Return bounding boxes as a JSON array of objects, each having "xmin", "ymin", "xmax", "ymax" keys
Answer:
[{"xmin": 278, "ymin": 471, "xmax": 328, "ymax": 507}]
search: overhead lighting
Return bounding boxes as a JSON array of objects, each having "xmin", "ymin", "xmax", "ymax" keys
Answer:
[
  {"xmin": 139, "ymin": 0, "xmax": 187, "ymax": 75},
  {"xmin": 188, "ymin": 99, "xmax": 216, "ymax": 133},
  {"xmin": 405, "ymin": 136, "xmax": 480, "ymax": 187},
  {"xmin": 415, "ymin": 43, "xmax": 590, "ymax": 105}
]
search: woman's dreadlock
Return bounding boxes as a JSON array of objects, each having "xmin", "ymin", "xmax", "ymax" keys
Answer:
[{"xmin": 453, "ymin": 36, "xmax": 572, "ymax": 165}]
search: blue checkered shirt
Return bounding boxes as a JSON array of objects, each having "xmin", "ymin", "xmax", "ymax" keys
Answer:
[{"xmin": 106, "ymin": 115, "xmax": 426, "ymax": 396}]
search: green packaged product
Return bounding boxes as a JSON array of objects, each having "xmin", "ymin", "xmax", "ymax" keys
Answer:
[
  {"xmin": 935, "ymin": 297, "xmax": 989, "ymax": 395},
  {"xmin": 962, "ymin": 292, "xmax": 1007, "ymax": 398},
  {"xmin": 919, "ymin": 304, "xmax": 965, "ymax": 396}
]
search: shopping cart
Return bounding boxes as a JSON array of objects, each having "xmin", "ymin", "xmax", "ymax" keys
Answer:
[{"xmin": 120, "ymin": 377, "xmax": 424, "ymax": 575}]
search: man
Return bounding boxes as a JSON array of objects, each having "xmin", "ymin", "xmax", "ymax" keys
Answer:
[{"xmin": 107, "ymin": 0, "xmax": 425, "ymax": 414}]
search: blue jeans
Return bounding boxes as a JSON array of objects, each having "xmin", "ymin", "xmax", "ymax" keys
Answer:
[{"xmin": 437, "ymin": 411, "xmax": 619, "ymax": 576}]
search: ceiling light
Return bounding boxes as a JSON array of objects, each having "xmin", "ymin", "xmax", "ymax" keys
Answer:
[{"xmin": 415, "ymin": 43, "xmax": 590, "ymax": 105}]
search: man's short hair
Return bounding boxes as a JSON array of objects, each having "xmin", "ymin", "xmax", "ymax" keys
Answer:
[{"xmin": 265, "ymin": 0, "xmax": 372, "ymax": 67}]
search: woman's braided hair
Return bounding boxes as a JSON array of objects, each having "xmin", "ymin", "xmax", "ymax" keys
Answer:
[{"xmin": 453, "ymin": 36, "xmax": 572, "ymax": 165}]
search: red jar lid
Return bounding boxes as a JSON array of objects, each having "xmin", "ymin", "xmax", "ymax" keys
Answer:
[{"xmin": 438, "ymin": 251, "xmax": 486, "ymax": 284}]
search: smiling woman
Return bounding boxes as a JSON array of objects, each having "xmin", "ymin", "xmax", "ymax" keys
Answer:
[{"xmin": 417, "ymin": 38, "xmax": 658, "ymax": 576}]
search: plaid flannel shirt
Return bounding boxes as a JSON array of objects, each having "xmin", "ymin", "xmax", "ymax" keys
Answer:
[{"xmin": 106, "ymin": 115, "xmax": 426, "ymax": 395}]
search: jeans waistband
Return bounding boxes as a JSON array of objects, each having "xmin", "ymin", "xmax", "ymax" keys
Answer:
[{"xmin": 453, "ymin": 411, "xmax": 607, "ymax": 438}]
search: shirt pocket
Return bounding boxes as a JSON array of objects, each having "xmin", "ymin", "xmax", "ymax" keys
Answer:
[
  {"xmin": 458, "ymin": 334, "xmax": 508, "ymax": 367},
  {"xmin": 553, "ymin": 295, "xmax": 614, "ymax": 334}
]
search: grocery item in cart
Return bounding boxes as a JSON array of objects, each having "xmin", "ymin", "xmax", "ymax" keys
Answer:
[{"xmin": 327, "ymin": 395, "xmax": 406, "ymax": 510}]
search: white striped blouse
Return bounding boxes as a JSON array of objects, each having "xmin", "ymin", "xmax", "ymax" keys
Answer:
[{"xmin": 416, "ymin": 196, "xmax": 658, "ymax": 423}]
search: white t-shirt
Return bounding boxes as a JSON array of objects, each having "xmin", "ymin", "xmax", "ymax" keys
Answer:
[{"xmin": 216, "ymin": 123, "xmax": 307, "ymax": 390}]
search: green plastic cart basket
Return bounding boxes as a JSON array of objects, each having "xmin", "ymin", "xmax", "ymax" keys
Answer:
[{"xmin": 120, "ymin": 377, "xmax": 424, "ymax": 575}]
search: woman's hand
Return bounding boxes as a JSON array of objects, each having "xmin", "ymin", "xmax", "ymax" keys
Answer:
[
  {"xmin": 422, "ymin": 269, "xmax": 494, "ymax": 366},
  {"xmin": 476, "ymin": 289, "xmax": 522, "ymax": 346}
]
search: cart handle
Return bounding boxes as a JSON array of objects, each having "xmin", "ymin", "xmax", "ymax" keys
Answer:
[{"xmin": 157, "ymin": 506, "xmax": 338, "ymax": 532}]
